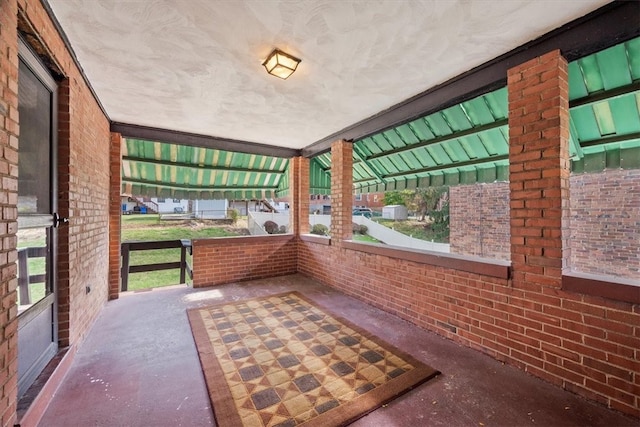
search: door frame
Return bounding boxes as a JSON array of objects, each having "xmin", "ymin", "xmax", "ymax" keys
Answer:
[{"xmin": 16, "ymin": 37, "xmax": 59, "ymax": 398}]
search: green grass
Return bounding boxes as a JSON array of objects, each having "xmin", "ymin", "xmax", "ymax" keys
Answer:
[
  {"xmin": 17, "ymin": 232, "xmax": 48, "ymax": 306},
  {"xmin": 373, "ymin": 219, "xmax": 449, "ymax": 243},
  {"xmin": 122, "ymin": 224, "xmax": 243, "ymax": 291},
  {"xmin": 122, "ymin": 227, "xmax": 237, "ymax": 241},
  {"xmin": 353, "ymin": 234, "xmax": 380, "ymax": 243},
  {"xmin": 121, "ymin": 214, "xmax": 162, "ymax": 226}
]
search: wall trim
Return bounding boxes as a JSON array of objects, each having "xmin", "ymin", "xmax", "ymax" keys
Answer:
[
  {"xmin": 111, "ymin": 122, "xmax": 301, "ymax": 158},
  {"xmin": 299, "ymin": 234, "xmax": 331, "ymax": 246},
  {"xmin": 562, "ymin": 272, "xmax": 640, "ymax": 304}
]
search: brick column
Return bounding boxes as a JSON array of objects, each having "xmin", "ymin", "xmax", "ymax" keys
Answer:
[
  {"xmin": 289, "ymin": 156, "xmax": 309, "ymax": 235},
  {"xmin": 508, "ymin": 50, "xmax": 570, "ymax": 288},
  {"xmin": 108, "ymin": 133, "xmax": 122, "ymax": 299},
  {"xmin": 330, "ymin": 140, "xmax": 353, "ymax": 244}
]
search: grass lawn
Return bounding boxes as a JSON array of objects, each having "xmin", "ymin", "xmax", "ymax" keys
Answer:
[
  {"xmin": 122, "ymin": 216, "xmax": 246, "ymax": 291},
  {"xmin": 353, "ymin": 234, "xmax": 380, "ymax": 243},
  {"xmin": 17, "ymin": 230, "xmax": 47, "ymax": 306},
  {"xmin": 121, "ymin": 214, "xmax": 162, "ymax": 226},
  {"xmin": 122, "ymin": 226, "xmax": 237, "ymax": 241},
  {"xmin": 373, "ymin": 218, "xmax": 449, "ymax": 243}
]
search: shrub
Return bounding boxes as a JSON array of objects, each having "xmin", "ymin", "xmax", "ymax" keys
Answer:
[
  {"xmin": 310, "ymin": 224, "xmax": 329, "ymax": 236},
  {"xmin": 352, "ymin": 223, "xmax": 368, "ymax": 235},
  {"xmin": 227, "ymin": 208, "xmax": 239, "ymax": 224},
  {"xmin": 264, "ymin": 220, "xmax": 279, "ymax": 234},
  {"xmin": 278, "ymin": 225, "xmax": 287, "ymax": 234}
]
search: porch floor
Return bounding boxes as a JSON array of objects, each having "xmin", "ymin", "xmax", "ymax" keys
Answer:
[{"xmin": 38, "ymin": 274, "xmax": 636, "ymax": 426}]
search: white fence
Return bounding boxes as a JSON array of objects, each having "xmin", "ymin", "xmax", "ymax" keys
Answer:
[
  {"xmin": 247, "ymin": 212, "xmax": 291, "ymax": 235},
  {"xmin": 309, "ymin": 214, "xmax": 331, "ymax": 228},
  {"xmin": 353, "ymin": 216, "xmax": 450, "ymax": 252},
  {"xmin": 194, "ymin": 209, "xmax": 227, "ymax": 219},
  {"xmin": 249, "ymin": 212, "xmax": 450, "ymax": 253}
]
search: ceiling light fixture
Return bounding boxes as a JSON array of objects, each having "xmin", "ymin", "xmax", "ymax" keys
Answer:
[{"xmin": 262, "ymin": 48, "xmax": 301, "ymax": 80}]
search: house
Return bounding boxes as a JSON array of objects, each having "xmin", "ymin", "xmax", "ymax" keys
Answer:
[
  {"xmin": 2, "ymin": 1, "xmax": 639, "ymax": 426},
  {"xmin": 151, "ymin": 198, "xmax": 189, "ymax": 214}
]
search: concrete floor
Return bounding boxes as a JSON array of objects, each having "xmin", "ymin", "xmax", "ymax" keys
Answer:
[{"xmin": 38, "ymin": 274, "xmax": 636, "ymax": 427}]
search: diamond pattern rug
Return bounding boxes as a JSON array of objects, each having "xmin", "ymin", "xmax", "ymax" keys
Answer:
[{"xmin": 188, "ymin": 292, "xmax": 439, "ymax": 427}]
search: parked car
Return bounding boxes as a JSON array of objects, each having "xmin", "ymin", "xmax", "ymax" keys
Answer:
[{"xmin": 352, "ymin": 208, "xmax": 373, "ymax": 218}]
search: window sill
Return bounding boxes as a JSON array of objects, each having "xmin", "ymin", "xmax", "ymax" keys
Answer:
[
  {"xmin": 341, "ymin": 240, "xmax": 511, "ymax": 279},
  {"xmin": 299, "ymin": 234, "xmax": 331, "ymax": 245},
  {"xmin": 562, "ymin": 272, "xmax": 640, "ymax": 304}
]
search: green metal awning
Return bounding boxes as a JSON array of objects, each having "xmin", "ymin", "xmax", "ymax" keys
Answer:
[
  {"xmin": 122, "ymin": 139, "xmax": 289, "ymax": 199},
  {"xmin": 310, "ymin": 37, "xmax": 640, "ymax": 194}
]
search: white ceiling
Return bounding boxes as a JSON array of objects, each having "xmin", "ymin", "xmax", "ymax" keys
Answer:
[{"xmin": 47, "ymin": 0, "xmax": 609, "ymax": 149}]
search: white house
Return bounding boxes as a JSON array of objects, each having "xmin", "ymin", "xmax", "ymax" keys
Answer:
[{"xmin": 151, "ymin": 198, "xmax": 189, "ymax": 214}]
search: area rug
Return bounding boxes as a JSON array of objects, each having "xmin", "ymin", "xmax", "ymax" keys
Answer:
[{"xmin": 187, "ymin": 292, "xmax": 439, "ymax": 427}]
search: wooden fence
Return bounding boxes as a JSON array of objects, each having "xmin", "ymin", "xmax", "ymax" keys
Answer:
[
  {"xmin": 18, "ymin": 247, "xmax": 47, "ymax": 305},
  {"xmin": 120, "ymin": 239, "xmax": 192, "ymax": 291}
]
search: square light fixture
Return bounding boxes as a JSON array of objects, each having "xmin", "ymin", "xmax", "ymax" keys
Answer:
[{"xmin": 262, "ymin": 48, "xmax": 301, "ymax": 80}]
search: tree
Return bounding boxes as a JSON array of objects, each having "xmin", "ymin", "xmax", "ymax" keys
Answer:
[
  {"xmin": 383, "ymin": 191, "xmax": 405, "ymax": 206},
  {"xmin": 413, "ymin": 187, "xmax": 448, "ymax": 221}
]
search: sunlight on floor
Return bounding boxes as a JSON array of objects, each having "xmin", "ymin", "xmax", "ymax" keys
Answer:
[{"xmin": 182, "ymin": 289, "xmax": 224, "ymax": 303}]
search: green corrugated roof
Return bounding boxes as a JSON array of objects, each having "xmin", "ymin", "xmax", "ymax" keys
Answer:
[
  {"xmin": 327, "ymin": 37, "xmax": 640, "ymax": 194},
  {"xmin": 122, "ymin": 139, "xmax": 289, "ymax": 199}
]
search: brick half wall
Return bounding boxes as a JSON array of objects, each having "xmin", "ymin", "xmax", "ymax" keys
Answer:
[
  {"xmin": 298, "ymin": 240, "xmax": 640, "ymax": 416},
  {"xmin": 192, "ymin": 235, "xmax": 297, "ymax": 287}
]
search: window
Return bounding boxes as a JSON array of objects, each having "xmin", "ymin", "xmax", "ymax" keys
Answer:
[
  {"xmin": 355, "ymin": 194, "xmax": 362, "ymax": 201},
  {"xmin": 157, "ymin": 198, "xmax": 166, "ymax": 203}
]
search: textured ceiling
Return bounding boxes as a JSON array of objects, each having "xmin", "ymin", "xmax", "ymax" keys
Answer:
[{"xmin": 47, "ymin": 0, "xmax": 609, "ymax": 149}]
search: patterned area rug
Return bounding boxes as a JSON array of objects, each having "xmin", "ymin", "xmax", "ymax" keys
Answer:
[{"xmin": 188, "ymin": 292, "xmax": 439, "ymax": 427}]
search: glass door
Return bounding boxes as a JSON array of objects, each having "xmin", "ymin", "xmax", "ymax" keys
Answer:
[{"xmin": 16, "ymin": 40, "xmax": 60, "ymax": 398}]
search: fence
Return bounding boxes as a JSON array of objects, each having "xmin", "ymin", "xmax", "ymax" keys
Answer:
[
  {"xmin": 247, "ymin": 211, "xmax": 290, "ymax": 235},
  {"xmin": 308, "ymin": 214, "xmax": 449, "ymax": 252},
  {"xmin": 194, "ymin": 209, "xmax": 228, "ymax": 220},
  {"xmin": 353, "ymin": 216, "xmax": 450, "ymax": 252},
  {"xmin": 17, "ymin": 246, "xmax": 47, "ymax": 305},
  {"xmin": 120, "ymin": 240, "xmax": 192, "ymax": 291}
]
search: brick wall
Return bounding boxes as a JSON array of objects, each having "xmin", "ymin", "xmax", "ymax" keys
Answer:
[
  {"xmin": 449, "ymin": 172, "xmax": 640, "ymax": 277},
  {"xmin": 289, "ymin": 157, "xmax": 310, "ymax": 235},
  {"xmin": 192, "ymin": 236, "xmax": 297, "ymax": 287},
  {"xmin": 0, "ymin": 1, "xmax": 111, "ymax": 424},
  {"xmin": 20, "ymin": 1, "xmax": 112, "ymax": 348},
  {"xmin": 508, "ymin": 49, "xmax": 570, "ymax": 288},
  {"xmin": 298, "ymin": 51, "xmax": 640, "ymax": 417},
  {"xmin": 570, "ymin": 169, "xmax": 640, "ymax": 279},
  {"xmin": 450, "ymin": 183, "xmax": 511, "ymax": 261},
  {"xmin": 330, "ymin": 141, "xmax": 352, "ymax": 244},
  {"xmin": 298, "ymin": 241, "xmax": 639, "ymax": 416},
  {"xmin": 0, "ymin": 0, "xmax": 20, "ymax": 423}
]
